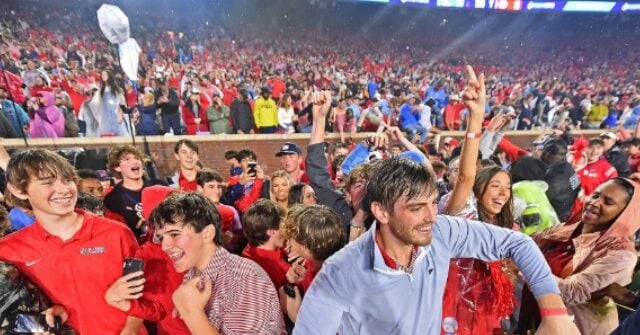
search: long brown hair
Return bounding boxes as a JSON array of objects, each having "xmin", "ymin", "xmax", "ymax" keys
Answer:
[
  {"xmin": 279, "ymin": 93, "xmax": 292, "ymax": 109},
  {"xmin": 473, "ymin": 166, "xmax": 514, "ymax": 229}
]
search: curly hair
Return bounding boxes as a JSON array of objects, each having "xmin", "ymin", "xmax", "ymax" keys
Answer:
[
  {"xmin": 281, "ymin": 205, "xmax": 344, "ymax": 262},
  {"xmin": 106, "ymin": 145, "xmax": 147, "ymax": 179}
]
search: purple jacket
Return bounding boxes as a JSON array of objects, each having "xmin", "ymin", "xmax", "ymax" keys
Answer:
[{"xmin": 29, "ymin": 91, "xmax": 64, "ymax": 138}]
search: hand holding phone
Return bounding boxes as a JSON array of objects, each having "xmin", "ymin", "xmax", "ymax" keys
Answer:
[
  {"xmin": 247, "ymin": 162, "xmax": 258, "ymax": 177},
  {"xmin": 104, "ymin": 258, "xmax": 145, "ymax": 311}
]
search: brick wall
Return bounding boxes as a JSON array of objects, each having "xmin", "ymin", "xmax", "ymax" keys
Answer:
[{"xmin": 1, "ymin": 130, "xmax": 601, "ymax": 179}]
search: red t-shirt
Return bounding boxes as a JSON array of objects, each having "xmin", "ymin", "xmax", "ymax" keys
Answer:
[
  {"xmin": 0, "ymin": 210, "xmax": 146, "ymax": 335},
  {"xmin": 241, "ymin": 245, "xmax": 290, "ymax": 289},
  {"xmin": 578, "ymin": 158, "xmax": 618, "ymax": 196}
]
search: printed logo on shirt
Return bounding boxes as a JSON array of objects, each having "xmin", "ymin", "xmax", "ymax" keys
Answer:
[
  {"xmin": 25, "ymin": 259, "xmax": 42, "ymax": 267},
  {"xmin": 79, "ymin": 246, "xmax": 106, "ymax": 255}
]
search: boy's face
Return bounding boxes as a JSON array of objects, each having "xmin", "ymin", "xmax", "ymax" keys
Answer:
[
  {"xmin": 200, "ymin": 180, "xmax": 223, "ymax": 204},
  {"xmin": 175, "ymin": 144, "xmax": 199, "ymax": 171},
  {"xmin": 13, "ymin": 174, "xmax": 77, "ymax": 218},
  {"xmin": 116, "ymin": 153, "xmax": 143, "ymax": 181},
  {"xmin": 78, "ymin": 177, "xmax": 104, "ymax": 199},
  {"xmin": 159, "ymin": 222, "xmax": 213, "ymax": 273}
]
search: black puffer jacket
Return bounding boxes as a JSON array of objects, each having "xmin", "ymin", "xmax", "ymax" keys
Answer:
[{"xmin": 605, "ymin": 145, "xmax": 630, "ymax": 177}]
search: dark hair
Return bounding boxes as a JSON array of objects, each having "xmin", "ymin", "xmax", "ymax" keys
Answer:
[
  {"xmin": 367, "ymin": 157, "xmax": 436, "ymax": 214},
  {"xmin": 150, "ymin": 192, "xmax": 223, "ymax": 245},
  {"xmin": 243, "ymin": 199, "xmax": 284, "ymax": 247},
  {"xmin": 224, "ymin": 150, "xmax": 239, "ymax": 161},
  {"xmin": 331, "ymin": 154, "xmax": 347, "ymax": 177},
  {"xmin": 287, "ymin": 183, "xmax": 309, "ymax": 207},
  {"xmin": 100, "ymin": 69, "xmax": 122, "ymax": 97},
  {"xmin": 473, "ymin": 166, "xmax": 513, "ymax": 229},
  {"xmin": 174, "ymin": 139, "xmax": 199, "ymax": 154},
  {"xmin": 77, "ymin": 169, "xmax": 98, "ymax": 180},
  {"xmin": 281, "ymin": 205, "xmax": 345, "ymax": 262},
  {"xmin": 589, "ymin": 138, "xmax": 605, "ymax": 147},
  {"xmin": 196, "ymin": 169, "xmax": 224, "ymax": 187},
  {"xmin": 609, "ymin": 178, "xmax": 635, "ymax": 202},
  {"xmin": 76, "ymin": 192, "xmax": 104, "ymax": 214},
  {"xmin": 235, "ymin": 149, "xmax": 257, "ymax": 162}
]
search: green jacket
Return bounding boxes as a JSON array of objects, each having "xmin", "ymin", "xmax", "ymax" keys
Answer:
[{"xmin": 207, "ymin": 105, "xmax": 232, "ymax": 134}]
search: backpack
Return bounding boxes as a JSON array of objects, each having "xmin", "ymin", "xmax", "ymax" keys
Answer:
[{"xmin": 62, "ymin": 106, "xmax": 79, "ymax": 137}]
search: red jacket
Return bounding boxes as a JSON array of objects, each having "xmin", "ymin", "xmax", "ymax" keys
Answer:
[
  {"xmin": 134, "ymin": 243, "xmax": 189, "ymax": 335},
  {"xmin": 182, "ymin": 102, "xmax": 210, "ymax": 135}
]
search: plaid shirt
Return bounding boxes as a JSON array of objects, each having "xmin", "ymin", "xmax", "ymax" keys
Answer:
[{"xmin": 185, "ymin": 247, "xmax": 286, "ymax": 335}]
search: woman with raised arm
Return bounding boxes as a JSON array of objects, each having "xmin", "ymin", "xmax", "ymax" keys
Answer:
[{"xmin": 440, "ymin": 66, "xmax": 518, "ymax": 335}]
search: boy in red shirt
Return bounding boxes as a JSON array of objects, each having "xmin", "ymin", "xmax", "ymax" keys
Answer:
[
  {"xmin": 0, "ymin": 149, "xmax": 145, "ymax": 334},
  {"xmin": 197, "ymin": 168, "xmax": 244, "ymax": 253},
  {"xmin": 241, "ymin": 199, "xmax": 289, "ymax": 289},
  {"xmin": 578, "ymin": 138, "xmax": 618, "ymax": 197}
]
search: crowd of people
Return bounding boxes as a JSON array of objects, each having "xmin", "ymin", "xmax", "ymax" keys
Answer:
[
  {"xmin": 1, "ymin": 1, "xmax": 640, "ymax": 335},
  {"xmin": 0, "ymin": 0, "xmax": 638, "ymax": 143}
]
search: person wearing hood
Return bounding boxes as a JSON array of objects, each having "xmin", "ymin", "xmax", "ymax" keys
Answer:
[
  {"xmin": 26, "ymin": 91, "xmax": 64, "ymax": 138},
  {"xmin": 520, "ymin": 178, "xmax": 640, "ymax": 335}
]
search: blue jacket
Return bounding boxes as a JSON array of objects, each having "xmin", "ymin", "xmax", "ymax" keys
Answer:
[
  {"xmin": 399, "ymin": 103, "xmax": 420, "ymax": 128},
  {"xmin": 294, "ymin": 217, "xmax": 560, "ymax": 335},
  {"xmin": 1, "ymin": 99, "xmax": 29, "ymax": 137}
]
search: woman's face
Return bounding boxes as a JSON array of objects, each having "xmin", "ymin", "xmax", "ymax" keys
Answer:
[
  {"xmin": 479, "ymin": 171, "xmax": 511, "ymax": 219},
  {"xmin": 582, "ymin": 181, "xmax": 630, "ymax": 228},
  {"xmin": 101, "ymin": 71, "xmax": 109, "ymax": 82},
  {"xmin": 302, "ymin": 185, "xmax": 318, "ymax": 205},
  {"xmin": 271, "ymin": 177, "xmax": 290, "ymax": 203}
]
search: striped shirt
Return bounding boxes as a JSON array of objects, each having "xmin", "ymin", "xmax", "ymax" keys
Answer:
[{"xmin": 184, "ymin": 247, "xmax": 286, "ymax": 335}]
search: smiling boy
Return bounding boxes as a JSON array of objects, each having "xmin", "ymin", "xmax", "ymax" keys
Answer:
[
  {"xmin": 0, "ymin": 149, "xmax": 142, "ymax": 334},
  {"xmin": 150, "ymin": 192, "xmax": 285, "ymax": 335}
]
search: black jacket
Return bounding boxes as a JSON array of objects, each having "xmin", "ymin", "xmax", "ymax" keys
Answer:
[
  {"xmin": 605, "ymin": 146, "xmax": 631, "ymax": 177},
  {"xmin": 545, "ymin": 161, "xmax": 581, "ymax": 222},
  {"xmin": 306, "ymin": 143, "xmax": 352, "ymax": 242},
  {"xmin": 230, "ymin": 99, "xmax": 255, "ymax": 133}
]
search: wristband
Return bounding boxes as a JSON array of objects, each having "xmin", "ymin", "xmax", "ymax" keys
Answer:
[
  {"xmin": 466, "ymin": 132, "xmax": 481, "ymax": 139},
  {"xmin": 350, "ymin": 221, "xmax": 364, "ymax": 230},
  {"xmin": 540, "ymin": 307, "xmax": 568, "ymax": 317}
]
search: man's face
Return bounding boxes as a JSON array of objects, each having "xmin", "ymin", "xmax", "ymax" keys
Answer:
[
  {"xmin": 601, "ymin": 136, "xmax": 616, "ymax": 151},
  {"xmin": 79, "ymin": 177, "xmax": 104, "ymax": 199},
  {"xmin": 54, "ymin": 95, "xmax": 64, "ymax": 106},
  {"xmin": 14, "ymin": 174, "xmax": 78, "ymax": 218},
  {"xmin": 374, "ymin": 191, "xmax": 437, "ymax": 247},
  {"xmin": 175, "ymin": 144, "xmax": 199, "ymax": 171},
  {"xmin": 390, "ymin": 147, "xmax": 402, "ymax": 156},
  {"xmin": 160, "ymin": 222, "xmax": 211, "ymax": 273},
  {"xmin": 626, "ymin": 144, "xmax": 640, "ymax": 156},
  {"xmin": 279, "ymin": 153, "xmax": 301, "ymax": 174},
  {"xmin": 200, "ymin": 180, "xmax": 223, "ymax": 204},
  {"xmin": 0, "ymin": 89, "xmax": 6, "ymax": 100},
  {"xmin": 116, "ymin": 153, "xmax": 143, "ymax": 181}
]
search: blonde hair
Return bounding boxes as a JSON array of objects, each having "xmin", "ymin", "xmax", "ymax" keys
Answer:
[{"xmin": 270, "ymin": 170, "xmax": 294, "ymax": 203}]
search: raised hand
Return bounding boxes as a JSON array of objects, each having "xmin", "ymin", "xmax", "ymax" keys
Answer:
[{"xmin": 461, "ymin": 65, "xmax": 486, "ymax": 118}]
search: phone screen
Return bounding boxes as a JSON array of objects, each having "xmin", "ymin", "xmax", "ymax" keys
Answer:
[{"xmin": 12, "ymin": 313, "xmax": 47, "ymax": 333}]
